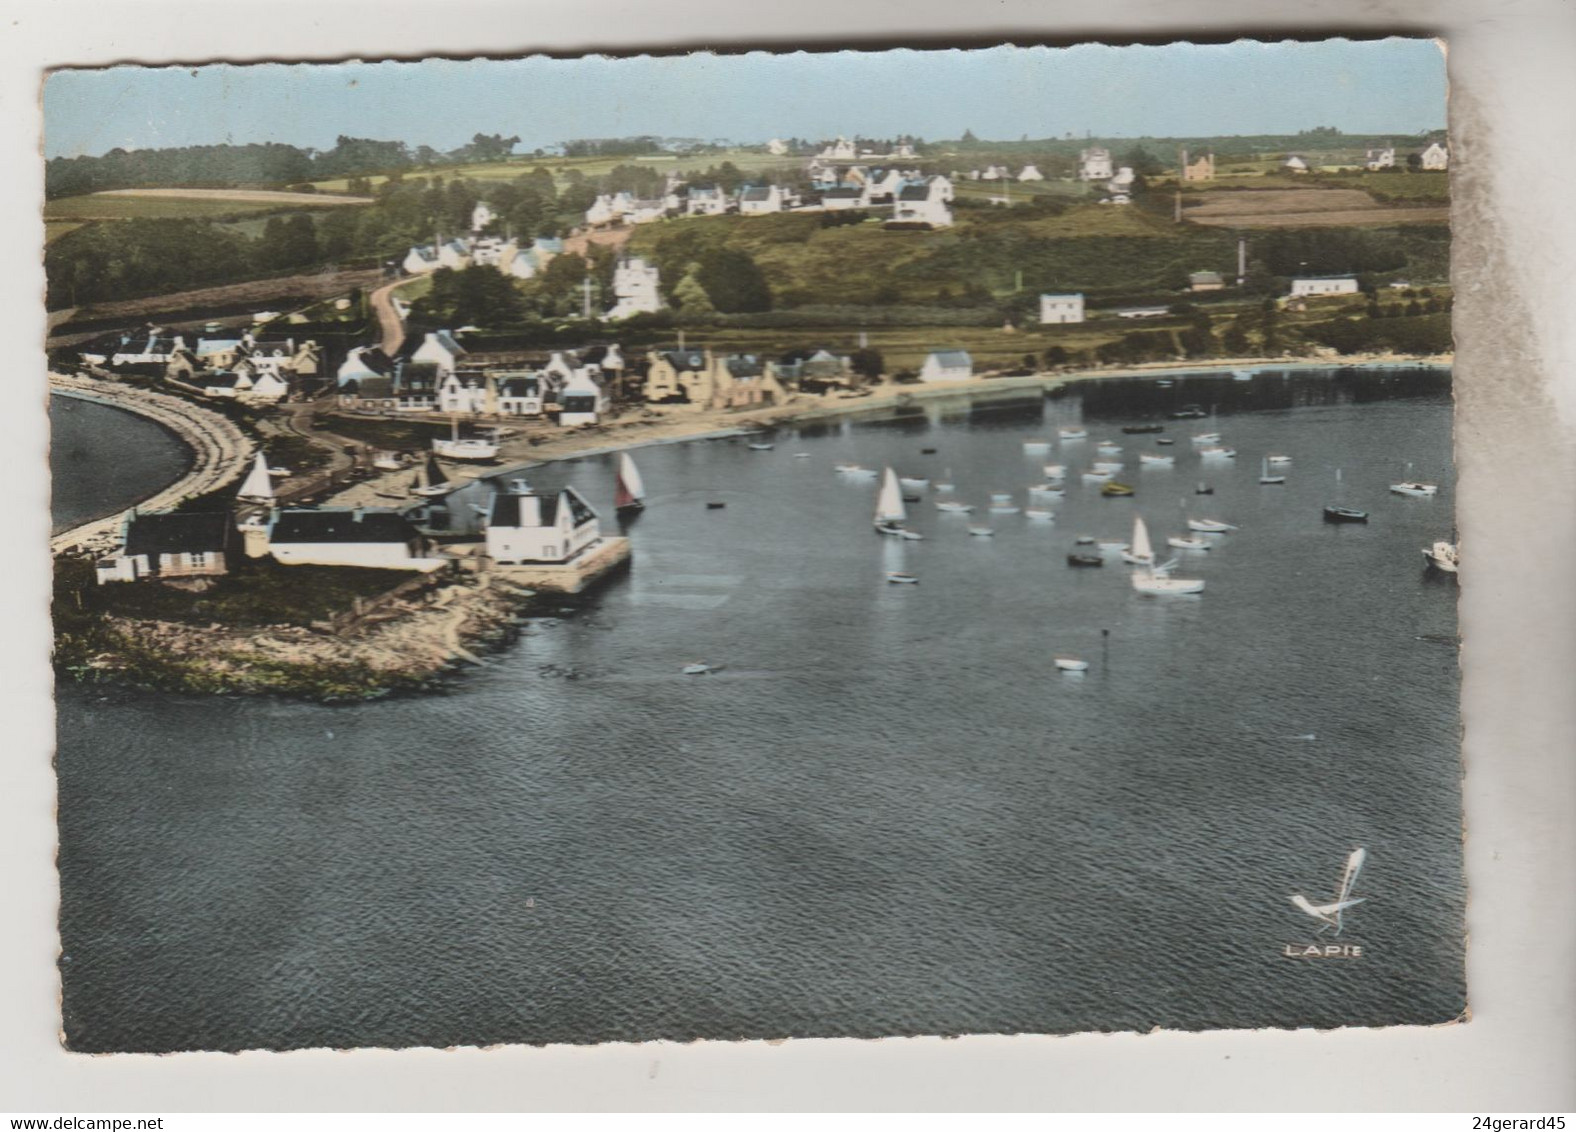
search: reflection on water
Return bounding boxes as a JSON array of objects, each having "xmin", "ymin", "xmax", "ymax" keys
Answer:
[
  {"xmin": 56, "ymin": 368, "xmax": 1465, "ymax": 1052},
  {"xmin": 50, "ymin": 395, "xmax": 191, "ymax": 535}
]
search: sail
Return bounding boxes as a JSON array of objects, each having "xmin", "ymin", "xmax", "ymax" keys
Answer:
[
  {"xmin": 1337, "ymin": 848, "xmax": 1366, "ymax": 903},
  {"xmin": 237, "ymin": 452, "xmax": 274, "ymax": 501},
  {"xmin": 875, "ymin": 467, "xmax": 906, "ymax": 524},
  {"xmin": 619, "ymin": 452, "xmax": 646, "ymax": 503},
  {"xmin": 1132, "ymin": 515, "xmax": 1154, "ymax": 562},
  {"xmin": 423, "ymin": 454, "xmax": 448, "ymax": 490}
]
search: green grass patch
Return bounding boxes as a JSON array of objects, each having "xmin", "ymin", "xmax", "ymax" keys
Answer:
[{"xmin": 44, "ymin": 194, "xmax": 355, "ymax": 223}]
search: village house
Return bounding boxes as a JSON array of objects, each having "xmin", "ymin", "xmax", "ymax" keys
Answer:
[
  {"xmin": 556, "ymin": 364, "xmax": 609, "ymax": 427},
  {"xmin": 1114, "ymin": 306, "xmax": 1170, "ymax": 319},
  {"xmin": 982, "ymin": 164, "xmax": 1010, "ymax": 181},
  {"xmin": 1290, "ymin": 276, "xmax": 1361, "ymax": 298},
  {"xmin": 1180, "ymin": 150, "xmax": 1216, "ymax": 182},
  {"xmin": 1365, "ymin": 147, "xmax": 1397, "ymax": 171},
  {"xmin": 109, "ymin": 331, "xmax": 187, "ymax": 369},
  {"xmin": 919, "ymin": 350, "xmax": 973, "ymax": 382},
  {"xmin": 95, "ymin": 510, "xmax": 238, "ymax": 585},
  {"xmin": 644, "ymin": 347, "xmax": 724, "ymax": 405},
  {"xmin": 197, "ymin": 366, "xmax": 255, "ymax": 399},
  {"xmin": 605, "ymin": 257, "xmax": 664, "ymax": 320},
  {"xmin": 412, "ymin": 330, "xmax": 469, "ymax": 377},
  {"xmin": 337, "ymin": 345, "xmax": 397, "ymax": 388},
  {"xmin": 337, "ymin": 358, "xmax": 442, "ymax": 413},
  {"xmin": 437, "ymin": 366, "xmax": 493, "ymax": 415},
  {"xmin": 1283, "ymin": 154, "xmax": 1310, "ymax": 174},
  {"xmin": 738, "ymin": 184, "xmax": 787, "ymax": 215},
  {"xmin": 402, "ymin": 245, "xmax": 441, "ymax": 275},
  {"xmin": 194, "ymin": 335, "xmax": 247, "ymax": 369},
  {"xmin": 240, "ymin": 367, "xmax": 292, "ymax": 405},
  {"xmin": 485, "ymin": 482, "xmax": 602, "ymax": 566},
  {"xmin": 716, "ymin": 354, "xmax": 789, "ymax": 409},
  {"xmin": 1108, "ymin": 166, "xmax": 1136, "ymax": 194},
  {"xmin": 686, "ymin": 185, "xmax": 729, "ymax": 216},
  {"xmin": 471, "ymin": 201, "xmax": 497, "ymax": 232},
  {"xmin": 1188, "ymin": 270, "xmax": 1226, "ymax": 292},
  {"xmin": 1079, "ymin": 147, "xmax": 1114, "ymax": 182},
  {"xmin": 495, "ymin": 372, "xmax": 558, "ymax": 417},
  {"xmin": 1420, "ymin": 142, "xmax": 1449, "ymax": 170},
  {"xmin": 819, "ymin": 184, "xmax": 869, "ymax": 211},
  {"xmin": 469, "ymin": 236, "xmax": 512, "ymax": 267},
  {"xmin": 266, "ymin": 508, "xmax": 446, "ymax": 571},
  {"xmin": 584, "ymin": 194, "xmax": 621, "ymax": 227},
  {"xmin": 817, "ymin": 136, "xmax": 858, "ymax": 161},
  {"xmin": 775, "ymin": 348, "xmax": 856, "ymax": 391},
  {"xmin": 864, "ymin": 169, "xmax": 906, "ymax": 204},
  {"xmin": 243, "ymin": 335, "xmax": 319, "ymax": 385},
  {"xmin": 767, "ymin": 138, "xmax": 789, "ymax": 156},
  {"xmin": 887, "ymin": 176, "xmax": 954, "ymax": 229},
  {"xmin": 1018, "ymin": 164, "xmax": 1044, "ymax": 182},
  {"xmin": 1040, "ymin": 293, "xmax": 1086, "ymax": 324}
]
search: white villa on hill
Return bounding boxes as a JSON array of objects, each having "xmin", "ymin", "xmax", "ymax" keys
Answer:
[
  {"xmin": 817, "ymin": 136, "xmax": 858, "ymax": 161},
  {"xmin": 606, "ymin": 257, "xmax": 665, "ymax": 320},
  {"xmin": 686, "ymin": 185, "xmax": 729, "ymax": 216},
  {"xmin": 1039, "ymin": 293, "xmax": 1085, "ymax": 324},
  {"xmin": 1365, "ymin": 147, "xmax": 1396, "ymax": 171},
  {"xmin": 738, "ymin": 184, "xmax": 787, "ymax": 214},
  {"xmin": 767, "ymin": 138, "xmax": 789, "ymax": 156},
  {"xmin": 888, "ymin": 176, "xmax": 954, "ymax": 229}
]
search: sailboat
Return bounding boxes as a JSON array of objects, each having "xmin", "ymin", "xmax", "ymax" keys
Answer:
[
  {"xmin": 1120, "ymin": 516, "xmax": 1156, "ymax": 566},
  {"xmin": 236, "ymin": 452, "xmax": 275, "ymax": 503},
  {"xmin": 1131, "ymin": 516, "xmax": 1205, "ymax": 595},
  {"xmin": 1324, "ymin": 467, "xmax": 1369, "ymax": 523},
  {"xmin": 874, "ymin": 467, "xmax": 908, "ymax": 536},
  {"xmin": 1191, "ymin": 404, "xmax": 1222, "ymax": 445},
  {"xmin": 615, "ymin": 452, "xmax": 646, "ymax": 512},
  {"xmin": 1168, "ymin": 497, "xmax": 1211, "ymax": 550},
  {"xmin": 1389, "ymin": 462, "xmax": 1438, "ymax": 497},
  {"xmin": 935, "ymin": 468, "xmax": 957, "ymax": 492},
  {"xmin": 412, "ymin": 453, "xmax": 453, "ymax": 497},
  {"xmin": 432, "ymin": 414, "xmax": 500, "ymax": 461},
  {"xmin": 1259, "ymin": 457, "xmax": 1286, "ymax": 485}
]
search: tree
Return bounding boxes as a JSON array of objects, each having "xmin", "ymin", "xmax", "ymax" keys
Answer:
[
  {"xmin": 1406, "ymin": 152, "xmax": 1423, "ymax": 171},
  {"xmin": 1221, "ymin": 318, "xmax": 1249, "ymax": 355},
  {"xmin": 1121, "ymin": 145, "xmax": 1165, "ymax": 177},
  {"xmin": 410, "ymin": 266, "xmax": 525, "ymax": 327},
  {"xmin": 691, "ymin": 249, "xmax": 771, "ymax": 313},
  {"xmin": 672, "ymin": 265, "xmax": 716, "ymax": 315},
  {"xmin": 850, "ymin": 348, "xmax": 884, "ymax": 381}
]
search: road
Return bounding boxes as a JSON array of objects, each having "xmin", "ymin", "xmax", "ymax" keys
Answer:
[{"xmin": 369, "ymin": 277, "xmax": 411, "ymax": 355}]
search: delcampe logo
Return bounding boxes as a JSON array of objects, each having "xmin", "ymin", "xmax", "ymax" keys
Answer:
[{"xmin": 1283, "ymin": 847, "xmax": 1366, "ymax": 959}]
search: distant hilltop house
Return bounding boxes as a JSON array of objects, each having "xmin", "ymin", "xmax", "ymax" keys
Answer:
[
  {"xmin": 1108, "ymin": 166, "xmax": 1136, "ymax": 194},
  {"xmin": 887, "ymin": 175, "xmax": 954, "ymax": 229},
  {"xmin": 486, "ymin": 482, "xmax": 603, "ymax": 566},
  {"xmin": 1079, "ymin": 147, "xmax": 1114, "ymax": 182},
  {"xmin": 919, "ymin": 350, "xmax": 973, "ymax": 382},
  {"xmin": 1290, "ymin": 276, "xmax": 1360, "ymax": 298},
  {"xmin": 685, "ymin": 185, "xmax": 729, "ymax": 217},
  {"xmin": 470, "ymin": 201, "xmax": 497, "ymax": 232},
  {"xmin": 1180, "ymin": 150, "xmax": 1215, "ymax": 182},
  {"xmin": 1039, "ymin": 293, "xmax": 1085, "ymax": 325},
  {"xmin": 1283, "ymin": 154, "xmax": 1310, "ymax": 174},
  {"xmin": 606, "ymin": 257, "xmax": 664, "ymax": 320},
  {"xmin": 982, "ymin": 164, "xmax": 1010, "ymax": 180},
  {"xmin": 1018, "ymin": 164, "xmax": 1044, "ymax": 182},
  {"xmin": 817, "ymin": 136, "xmax": 858, "ymax": 161},
  {"xmin": 1420, "ymin": 142, "xmax": 1449, "ymax": 170},
  {"xmin": 1189, "ymin": 270, "xmax": 1226, "ymax": 292},
  {"xmin": 585, "ymin": 191, "xmax": 666, "ymax": 228},
  {"xmin": 95, "ymin": 511, "xmax": 238, "ymax": 585},
  {"xmin": 767, "ymin": 138, "xmax": 789, "ymax": 156},
  {"xmin": 1365, "ymin": 147, "xmax": 1396, "ymax": 171},
  {"xmin": 403, "ymin": 233, "xmax": 554, "ymax": 279},
  {"xmin": 266, "ymin": 508, "xmax": 446, "ymax": 571}
]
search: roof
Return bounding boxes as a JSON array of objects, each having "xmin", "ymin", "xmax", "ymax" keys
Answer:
[
  {"xmin": 395, "ymin": 361, "xmax": 442, "ymax": 394},
  {"xmin": 270, "ymin": 509, "xmax": 420, "ymax": 545},
  {"xmin": 1189, "ymin": 271, "xmax": 1224, "ymax": 283},
  {"xmin": 927, "ymin": 350, "xmax": 972, "ymax": 368},
  {"xmin": 724, "ymin": 354, "xmax": 764, "ymax": 378},
  {"xmin": 739, "ymin": 185, "xmax": 773, "ymax": 201},
  {"xmin": 898, "ymin": 183, "xmax": 932, "ymax": 201},
  {"xmin": 343, "ymin": 347, "xmax": 396, "ymax": 377},
  {"xmin": 660, "ymin": 350, "xmax": 708, "ymax": 371},
  {"xmin": 195, "ymin": 338, "xmax": 243, "ymax": 356},
  {"xmin": 345, "ymin": 376, "xmax": 394, "ymax": 399},
  {"xmin": 203, "ymin": 372, "xmax": 247, "ymax": 389},
  {"xmin": 428, "ymin": 330, "xmax": 468, "ymax": 358},
  {"xmin": 498, "ymin": 376, "xmax": 543, "ymax": 397},
  {"xmin": 489, "ymin": 488, "xmax": 596, "ymax": 531},
  {"xmin": 1041, "ymin": 293, "xmax": 1084, "ymax": 302},
  {"xmin": 822, "ymin": 186, "xmax": 864, "ymax": 199},
  {"xmin": 123, "ymin": 511, "xmax": 232, "ymax": 557}
]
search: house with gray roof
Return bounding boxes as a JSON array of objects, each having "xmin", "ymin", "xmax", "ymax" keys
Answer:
[
  {"xmin": 95, "ymin": 510, "xmax": 239, "ymax": 585},
  {"xmin": 919, "ymin": 349, "xmax": 973, "ymax": 383}
]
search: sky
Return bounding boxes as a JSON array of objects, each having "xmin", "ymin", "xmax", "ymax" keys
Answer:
[{"xmin": 42, "ymin": 39, "xmax": 1447, "ymax": 159}]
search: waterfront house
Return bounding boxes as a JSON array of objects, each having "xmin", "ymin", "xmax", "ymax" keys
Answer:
[
  {"xmin": 1040, "ymin": 293, "xmax": 1086, "ymax": 325},
  {"xmin": 775, "ymin": 348, "xmax": 856, "ymax": 391},
  {"xmin": 919, "ymin": 350, "xmax": 973, "ymax": 383},
  {"xmin": 485, "ymin": 481, "xmax": 602, "ymax": 565},
  {"xmin": 437, "ymin": 367, "xmax": 492, "ymax": 415},
  {"xmin": 1290, "ymin": 276, "xmax": 1360, "ymax": 298},
  {"xmin": 337, "ymin": 345, "xmax": 397, "ymax": 388},
  {"xmin": 109, "ymin": 331, "xmax": 187, "ymax": 369},
  {"xmin": 1188, "ymin": 270, "xmax": 1226, "ymax": 292},
  {"xmin": 718, "ymin": 354, "xmax": 789, "ymax": 409},
  {"xmin": 413, "ymin": 330, "xmax": 469, "ymax": 377},
  {"xmin": 95, "ymin": 510, "xmax": 238, "ymax": 585},
  {"xmin": 644, "ymin": 347, "xmax": 723, "ymax": 405},
  {"xmin": 1079, "ymin": 147, "xmax": 1114, "ymax": 182},
  {"xmin": 1420, "ymin": 142, "xmax": 1449, "ymax": 170},
  {"xmin": 605, "ymin": 258, "xmax": 665, "ymax": 320},
  {"xmin": 194, "ymin": 336, "xmax": 247, "ymax": 369},
  {"xmin": 496, "ymin": 372, "xmax": 557, "ymax": 417},
  {"xmin": 558, "ymin": 367, "xmax": 608, "ymax": 426},
  {"xmin": 266, "ymin": 508, "xmax": 446, "ymax": 571},
  {"xmin": 242, "ymin": 366, "xmax": 292, "ymax": 404},
  {"xmin": 199, "ymin": 367, "xmax": 256, "ymax": 398}
]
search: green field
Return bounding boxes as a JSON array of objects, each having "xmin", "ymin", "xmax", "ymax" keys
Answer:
[
  {"xmin": 309, "ymin": 149, "xmax": 805, "ymax": 193},
  {"xmin": 45, "ymin": 193, "xmax": 366, "ymax": 223}
]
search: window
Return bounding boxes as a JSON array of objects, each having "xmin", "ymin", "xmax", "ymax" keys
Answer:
[
  {"xmin": 543, "ymin": 545, "xmax": 557, "ymax": 559},
  {"xmin": 187, "ymin": 552, "xmax": 208, "ymax": 568}
]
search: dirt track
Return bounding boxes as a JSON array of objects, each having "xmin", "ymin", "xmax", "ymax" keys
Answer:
[{"xmin": 94, "ymin": 188, "xmax": 372, "ymax": 206}]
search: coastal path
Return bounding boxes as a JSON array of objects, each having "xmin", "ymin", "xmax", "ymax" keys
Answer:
[
  {"xmin": 369, "ymin": 277, "xmax": 411, "ymax": 356},
  {"xmin": 49, "ymin": 372, "xmax": 255, "ymax": 555}
]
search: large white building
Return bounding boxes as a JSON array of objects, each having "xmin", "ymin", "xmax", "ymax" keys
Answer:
[
  {"xmin": 266, "ymin": 509, "xmax": 446, "ymax": 571},
  {"xmin": 1079, "ymin": 147, "xmax": 1114, "ymax": 181},
  {"xmin": 485, "ymin": 482, "xmax": 602, "ymax": 565},
  {"xmin": 1040, "ymin": 293, "xmax": 1086, "ymax": 324},
  {"xmin": 887, "ymin": 176, "xmax": 954, "ymax": 229},
  {"xmin": 1365, "ymin": 147, "xmax": 1396, "ymax": 171},
  {"xmin": 1290, "ymin": 276, "xmax": 1361, "ymax": 298},
  {"xmin": 605, "ymin": 258, "xmax": 665, "ymax": 320}
]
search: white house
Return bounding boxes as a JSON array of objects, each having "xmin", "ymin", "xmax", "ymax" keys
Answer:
[
  {"xmin": 982, "ymin": 164, "xmax": 1010, "ymax": 181},
  {"xmin": 820, "ymin": 185, "xmax": 869, "ymax": 211},
  {"xmin": 266, "ymin": 508, "xmax": 445, "ymax": 571},
  {"xmin": 437, "ymin": 239, "xmax": 472, "ymax": 270},
  {"xmin": 199, "ymin": 367, "xmax": 255, "ymax": 398},
  {"xmin": 1079, "ymin": 147, "xmax": 1114, "ymax": 181},
  {"xmin": 1290, "ymin": 276, "xmax": 1361, "ymax": 298},
  {"xmin": 1018, "ymin": 164, "xmax": 1044, "ymax": 182},
  {"xmin": 110, "ymin": 332, "xmax": 187, "ymax": 368},
  {"xmin": 888, "ymin": 176, "xmax": 953, "ymax": 229},
  {"xmin": 817, "ymin": 136, "xmax": 857, "ymax": 161},
  {"xmin": 1365, "ymin": 147, "xmax": 1396, "ymax": 171},
  {"xmin": 337, "ymin": 345, "xmax": 396, "ymax": 388},
  {"xmin": 686, "ymin": 186, "xmax": 729, "ymax": 216},
  {"xmin": 471, "ymin": 201, "xmax": 497, "ymax": 232},
  {"xmin": 412, "ymin": 330, "xmax": 469, "ymax": 377},
  {"xmin": 767, "ymin": 138, "xmax": 789, "ymax": 156},
  {"xmin": 1283, "ymin": 155, "xmax": 1310, "ymax": 173},
  {"xmin": 1420, "ymin": 142, "xmax": 1449, "ymax": 170},
  {"xmin": 496, "ymin": 372, "xmax": 557, "ymax": 417},
  {"xmin": 738, "ymin": 184, "xmax": 786, "ymax": 214},
  {"xmin": 1109, "ymin": 166, "xmax": 1136, "ymax": 193},
  {"xmin": 469, "ymin": 237, "xmax": 510, "ymax": 266},
  {"xmin": 403, "ymin": 245, "xmax": 440, "ymax": 275},
  {"xmin": 1039, "ymin": 293, "xmax": 1086, "ymax": 324},
  {"xmin": 95, "ymin": 511, "xmax": 236, "ymax": 585},
  {"xmin": 557, "ymin": 365, "xmax": 608, "ymax": 426},
  {"xmin": 239, "ymin": 365, "xmax": 291, "ymax": 404},
  {"xmin": 437, "ymin": 369, "xmax": 490, "ymax": 415},
  {"xmin": 485, "ymin": 482, "xmax": 602, "ymax": 565},
  {"xmin": 919, "ymin": 350, "xmax": 973, "ymax": 382},
  {"xmin": 865, "ymin": 169, "xmax": 905, "ymax": 203},
  {"xmin": 606, "ymin": 257, "xmax": 665, "ymax": 320}
]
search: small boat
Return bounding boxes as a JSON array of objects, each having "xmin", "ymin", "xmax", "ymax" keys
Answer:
[
  {"xmin": 1119, "ymin": 519, "xmax": 1153, "ymax": 565},
  {"xmin": 1167, "ymin": 535, "xmax": 1210, "ymax": 551},
  {"xmin": 1023, "ymin": 438, "xmax": 1052, "ymax": 452},
  {"xmin": 1025, "ymin": 508, "xmax": 1055, "ymax": 520},
  {"xmin": 793, "ymin": 452, "xmax": 811, "ymax": 459},
  {"xmin": 1139, "ymin": 453, "xmax": 1175, "ymax": 468},
  {"xmin": 412, "ymin": 453, "xmax": 453, "ymax": 497},
  {"xmin": 1156, "ymin": 438, "xmax": 1176, "ymax": 447},
  {"xmin": 706, "ymin": 501, "xmax": 727, "ymax": 510},
  {"xmin": 1323, "ymin": 506, "xmax": 1369, "ymax": 523},
  {"xmin": 1067, "ymin": 553, "xmax": 1104, "ymax": 568},
  {"xmin": 1092, "ymin": 460, "xmax": 1125, "ymax": 474},
  {"xmin": 1097, "ymin": 539, "xmax": 1130, "ymax": 552},
  {"xmin": 1054, "ymin": 657, "xmax": 1090, "ymax": 672},
  {"xmin": 1195, "ymin": 482, "xmax": 1214, "ymax": 495},
  {"xmin": 1259, "ymin": 457, "xmax": 1286, "ymax": 486},
  {"xmin": 1423, "ymin": 540, "xmax": 1459, "ymax": 573},
  {"xmin": 372, "ymin": 451, "xmax": 406, "ymax": 471},
  {"xmin": 1097, "ymin": 442, "xmax": 1123, "ymax": 456},
  {"xmin": 989, "ymin": 505, "xmax": 1021, "ymax": 515},
  {"xmin": 616, "ymin": 452, "xmax": 647, "ymax": 513},
  {"xmin": 936, "ymin": 500, "xmax": 974, "ymax": 513},
  {"xmin": 921, "ymin": 447, "xmax": 938, "ymax": 455},
  {"xmin": 1191, "ymin": 432, "xmax": 1223, "ymax": 446},
  {"xmin": 267, "ymin": 466, "xmax": 293, "ymax": 478},
  {"xmin": 1267, "ymin": 454, "xmax": 1292, "ymax": 465},
  {"xmin": 902, "ymin": 494, "xmax": 922, "ymax": 504},
  {"xmin": 432, "ymin": 415, "xmax": 500, "ymax": 461},
  {"xmin": 1043, "ymin": 464, "xmax": 1067, "ymax": 478},
  {"xmin": 886, "ymin": 572, "xmax": 920, "ymax": 584},
  {"xmin": 1170, "ymin": 406, "xmax": 1207, "ymax": 420},
  {"xmin": 1028, "ymin": 484, "xmax": 1066, "ymax": 497},
  {"xmin": 681, "ymin": 663, "xmax": 715, "ymax": 675},
  {"xmin": 899, "ymin": 529, "xmax": 926, "ymax": 541},
  {"xmin": 1132, "ymin": 563, "xmax": 1205, "ymax": 597},
  {"xmin": 1199, "ymin": 446, "xmax": 1237, "ymax": 459},
  {"xmin": 990, "ymin": 492, "xmax": 1014, "ymax": 503},
  {"xmin": 1187, "ymin": 518, "xmax": 1236, "ymax": 533},
  {"xmin": 900, "ymin": 476, "xmax": 930, "ymax": 490},
  {"xmin": 875, "ymin": 468, "xmax": 909, "ymax": 536},
  {"xmin": 1156, "ymin": 379, "xmax": 1174, "ymax": 388},
  {"xmin": 968, "ymin": 526, "xmax": 996, "ymax": 537},
  {"xmin": 1122, "ymin": 424, "xmax": 1165, "ymax": 434},
  {"xmin": 747, "ymin": 441, "xmax": 775, "ymax": 451},
  {"xmin": 1058, "ymin": 427, "xmax": 1089, "ymax": 440},
  {"xmin": 1390, "ymin": 481, "xmax": 1438, "ymax": 497},
  {"xmin": 1074, "ymin": 536, "xmax": 1096, "ymax": 545},
  {"xmin": 1101, "ymin": 482, "xmax": 1135, "ymax": 497},
  {"xmin": 834, "ymin": 462, "xmax": 863, "ymax": 473},
  {"xmin": 935, "ymin": 468, "xmax": 957, "ymax": 491},
  {"xmin": 1081, "ymin": 470, "xmax": 1113, "ymax": 484},
  {"xmin": 1232, "ymin": 369, "xmax": 1254, "ymax": 382}
]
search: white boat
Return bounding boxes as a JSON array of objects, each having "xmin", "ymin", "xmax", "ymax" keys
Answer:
[
  {"xmin": 1054, "ymin": 657, "xmax": 1090, "ymax": 672},
  {"xmin": 1097, "ymin": 442, "xmax": 1123, "ymax": 456},
  {"xmin": 236, "ymin": 452, "xmax": 275, "ymax": 502},
  {"xmin": 1023, "ymin": 439, "xmax": 1052, "ymax": 452},
  {"xmin": 267, "ymin": 466, "xmax": 292, "ymax": 478},
  {"xmin": 1167, "ymin": 535, "xmax": 1210, "ymax": 551},
  {"xmin": 1187, "ymin": 518, "xmax": 1237, "ymax": 533},
  {"xmin": 886, "ymin": 572, "xmax": 920, "ymax": 584},
  {"xmin": 1191, "ymin": 432, "xmax": 1223, "ymax": 446},
  {"xmin": 1232, "ymin": 369, "xmax": 1254, "ymax": 382},
  {"xmin": 1042, "ymin": 464, "xmax": 1067, "ymax": 478},
  {"xmin": 1092, "ymin": 460, "xmax": 1125, "ymax": 474},
  {"xmin": 372, "ymin": 451, "xmax": 406, "ymax": 471},
  {"xmin": 899, "ymin": 529, "xmax": 926, "ymax": 541},
  {"xmin": 1029, "ymin": 484, "xmax": 1066, "ymax": 497},
  {"xmin": 1199, "ymin": 446, "xmax": 1237, "ymax": 459},
  {"xmin": 681, "ymin": 663, "xmax": 714, "ymax": 675},
  {"xmin": 1058, "ymin": 427, "xmax": 1089, "ymax": 441},
  {"xmin": 990, "ymin": 505, "xmax": 1021, "ymax": 515},
  {"xmin": 1025, "ymin": 508, "xmax": 1055, "ymax": 520},
  {"xmin": 1132, "ymin": 545, "xmax": 1206, "ymax": 595},
  {"xmin": 1267, "ymin": 454, "xmax": 1292, "ymax": 465},
  {"xmin": 968, "ymin": 526, "xmax": 995, "ymax": 537},
  {"xmin": 1139, "ymin": 453, "xmax": 1175, "ymax": 468},
  {"xmin": 1122, "ymin": 515, "xmax": 1160, "ymax": 567},
  {"xmin": 793, "ymin": 452, "xmax": 811, "ymax": 459},
  {"xmin": 1156, "ymin": 379, "xmax": 1174, "ymax": 387},
  {"xmin": 990, "ymin": 492, "xmax": 1014, "ymax": 503},
  {"xmin": 1081, "ymin": 470, "xmax": 1113, "ymax": 484},
  {"xmin": 1259, "ymin": 457, "xmax": 1286, "ymax": 486},
  {"xmin": 874, "ymin": 467, "xmax": 908, "ymax": 536},
  {"xmin": 412, "ymin": 453, "xmax": 453, "ymax": 497},
  {"xmin": 747, "ymin": 441, "xmax": 775, "ymax": 451},
  {"xmin": 936, "ymin": 500, "xmax": 973, "ymax": 513},
  {"xmin": 1390, "ymin": 461, "xmax": 1437, "ymax": 496},
  {"xmin": 432, "ymin": 416, "xmax": 500, "ymax": 461},
  {"xmin": 616, "ymin": 452, "xmax": 647, "ymax": 512},
  {"xmin": 834, "ymin": 462, "xmax": 863, "ymax": 473},
  {"xmin": 900, "ymin": 476, "xmax": 930, "ymax": 490},
  {"xmin": 936, "ymin": 469, "xmax": 957, "ymax": 492},
  {"xmin": 1423, "ymin": 540, "xmax": 1459, "ymax": 573}
]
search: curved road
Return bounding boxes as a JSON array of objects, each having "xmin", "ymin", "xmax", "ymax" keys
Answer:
[
  {"xmin": 49, "ymin": 373, "xmax": 255, "ymax": 554},
  {"xmin": 369, "ymin": 277, "xmax": 412, "ymax": 356}
]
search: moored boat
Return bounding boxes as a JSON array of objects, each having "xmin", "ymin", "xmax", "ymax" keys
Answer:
[
  {"xmin": 1122, "ymin": 424, "xmax": 1165, "ymax": 434},
  {"xmin": 968, "ymin": 526, "xmax": 996, "ymax": 537},
  {"xmin": 1101, "ymin": 482, "xmax": 1135, "ymax": 497},
  {"xmin": 936, "ymin": 500, "xmax": 974, "ymax": 513},
  {"xmin": 1058, "ymin": 426, "xmax": 1089, "ymax": 440},
  {"xmin": 1139, "ymin": 452, "xmax": 1175, "ymax": 467},
  {"xmin": 1054, "ymin": 656, "xmax": 1090, "ymax": 672},
  {"xmin": 432, "ymin": 416, "xmax": 500, "ymax": 461},
  {"xmin": 1167, "ymin": 535, "xmax": 1210, "ymax": 551},
  {"xmin": 886, "ymin": 572, "xmax": 920, "ymax": 584},
  {"xmin": 1258, "ymin": 457, "xmax": 1286, "ymax": 486},
  {"xmin": 1067, "ymin": 553, "xmax": 1103, "ymax": 567},
  {"xmin": 1025, "ymin": 508, "xmax": 1055, "ymax": 520},
  {"xmin": 1097, "ymin": 442, "xmax": 1123, "ymax": 456},
  {"xmin": 1323, "ymin": 506, "xmax": 1369, "ymax": 523},
  {"xmin": 616, "ymin": 452, "xmax": 647, "ymax": 512},
  {"xmin": 1187, "ymin": 518, "xmax": 1236, "ymax": 533},
  {"xmin": 1081, "ymin": 470, "xmax": 1113, "ymax": 484},
  {"xmin": 874, "ymin": 467, "xmax": 909, "ymax": 536},
  {"xmin": 1423, "ymin": 540, "xmax": 1459, "ymax": 573},
  {"xmin": 1390, "ymin": 480, "xmax": 1438, "ymax": 497},
  {"xmin": 1092, "ymin": 460, "xmax": 1125, "ymax": 474}
]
